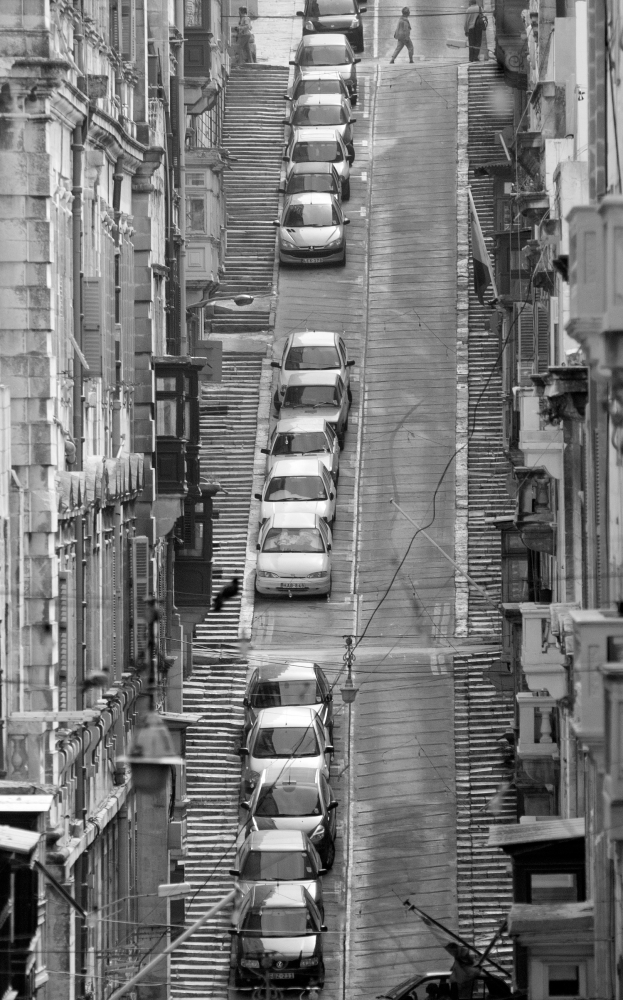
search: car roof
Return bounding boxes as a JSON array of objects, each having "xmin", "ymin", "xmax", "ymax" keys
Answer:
[
  {"xmin": 292, "ymin": 126, "xmax": 341, "ymax": 142},
  {"xmin": 268, "ymin": 456, "xmax": 325, "ymax": 476},
  {"xmin": 289, "ymin": 162, "xmax": 337, "ymax": 177},
  {"xmin": 256, "ymin": 661, "xmax": 319, "ymax": 682},
  {"xmin": 284, "ymin": 191, "xmax": 337, "ymax": 207},
  {"xmin": 286, "ymin": 370, "xmax": 342, "ymax": 387},
  {"xmin": 275, "ymin": 414, "xmax": 331, "ymax": 434},
  {"xmin": 289, "ymin": 330, "xmax": 338, "ymax": 347},
  {"xmin": 264, "ymin": 509, "xmax": 320, "ymax": 530},
  {"xmin": 259, "ymin": 763, "xmax": 321, "ymax": 786},
  {"xmin": 295, "ymin": 68, "xmax": 345, "ymax": 79},
  {"xmin": 255, "ymin": 705, "xmax": 318, "ymax": 726},
  {"xmin": 299, "ymin": 33, "xmax": 350, "ymax": 46},
  {"xmin": 249, "ymin": 883, "xmax": 308, "ymax": 907},
  {"xmin": 246, "ymin": 829, "xmax": 309, "ymax": 851},
  {"xmin": 293, "ymin": 94, "xmax": 346, "ymax": 107}
]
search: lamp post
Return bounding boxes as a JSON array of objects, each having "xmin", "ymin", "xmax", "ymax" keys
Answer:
[{"xmin": 340, "ymin": 635, "xmax": 358, "ymax": 705}]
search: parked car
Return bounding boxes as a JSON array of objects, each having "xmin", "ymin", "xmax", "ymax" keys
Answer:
[
  {"xmin": 243, "ymin": 660, "xmax": 334, "ymax": 736},
  {"xmin": 286, "ymin": 69, "xmax": 354, "ymax": 104},
  {"xmin": 230, "ymin": 829, "xmax": 325, "ymax": 915},
  {"xmin": 239, "ymin": 706, "xmax": 334, "ymax": 797},
  {"xmin": 376, "ymin": 972, "xmax": 455, "ymax": 1000},
  {"xmin": 230, "ymin": 883, "xmax": 327, "ymax": 989},
  {"xmin": 272, "ymin": 329, "xmax": 355, "ymax": 408},
  {"xmin": 280, "ymin": 370, "xmax": 350, "ymax": 446},
  {"xmin": 262, "ymin": 416, "xmax": 340, "ymax": 481},
  {"xmin": 290, "ymin": 34, "xmax": 361, "ymax": 97},
  {"xmin": 255, "ymin": 511, "xmax": 333, "ymax": 597},
  {"xmin": 274, "ymin": 192, "xmax": 350, "ymax": 267},
  {"xmin": 283, "ymin": 127, "xmax": 353, "ymax": 200},
  {"xmin": 297, "ymin": 0, "xmax": 367, "ymax": 52},
  {"xmin": 254, "ymin": 457, "xmax": 336, "ymax": 525},
  {"xmin": 281, "ymin": 161, "xmax": 343, "ymax": 201},
  {"xmin": 284, "ymin": 94, "xmax": 356, "ymax": 153},
  {"xmin": 243, "ymin": 763, "xmax": 338, "ymax": 868}
]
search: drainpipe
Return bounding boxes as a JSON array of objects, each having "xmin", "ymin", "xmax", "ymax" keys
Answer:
[{"xmin": 176, "ymin": 0, "xmax": 188, "ymax": 355}]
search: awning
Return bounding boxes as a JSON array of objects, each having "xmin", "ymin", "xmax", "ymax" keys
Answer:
[
  {"xmin": 0, "ymin": 825, "xmax": 41, "ymax": 856},
  {"xmin": 0, "ymin": 794, "xmax": 54, "ymax": 813},
  {"xmin": 488, "ymin": 817, "xmax": 585, "ymax": 847}
]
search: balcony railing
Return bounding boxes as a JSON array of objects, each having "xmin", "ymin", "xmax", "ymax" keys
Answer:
[{"xmin": 517, "ymin": 692, "xmax": 559, "ymax": 758}]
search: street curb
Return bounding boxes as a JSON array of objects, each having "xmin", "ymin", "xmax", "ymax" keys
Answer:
[
  {"xmin": 238, "ymin": 352, "xmax": 274, "ymax": 641},
  {"xmin": 455, "ymin": 62, "xmax": 470, "ymax": 638}
]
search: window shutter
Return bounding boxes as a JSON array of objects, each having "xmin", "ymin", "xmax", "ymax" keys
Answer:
[
  {"xmin": 103, "ymin": 233, "xmax": 116, "ymax": 389},
  {"xmin": 121, "ymin": 0, "xmax": 135, "ymax": 60},
  {"xmin": 536, "ymin": 303, "xmax": 549, "ymax": 373},
  {"xmin": 58, "ymin": 573, "xmax": 68, "ymax": 711},
  {"xmin": 83, "ymin": 279, "xmax": 103, "ymax": 376},
  {"xmin": 516, "ymin": 304, "xmax": 535, "ymax": 386},
  {"xmin": 121, "ymin": 237, "xmax": 135, "ymax": 388},
  {"xmin": 131, "ymin": 536, "xmax": 151, "ymax": 664}
]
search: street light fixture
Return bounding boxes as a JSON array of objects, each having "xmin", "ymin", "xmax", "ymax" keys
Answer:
[{"xmin": 340, "ymin": 636, "xmax": 359, "ymax": 704}]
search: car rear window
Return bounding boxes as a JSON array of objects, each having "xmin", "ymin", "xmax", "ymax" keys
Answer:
[
  {"xmin": 273, "ymin": 431, "xmax": 330, "ymax": 455},
  {"xmin": 287, "ymin": 174, "xmax": 336, "ymax": 195},
  {"xmin": 294, "ymin": 79, "xmax": 345, "ymax": 97},
  {"xmin": 255, "ymin": 783, "xmax": 323, "ymax": 816},
  {"xmin": 299, "ymin": 44, "xmax": 351, "ymax": 65},
  {"xmin": 283, "ymin": 385, "xmax": 340, "ymax": 408},
  {"xmin": 250, "ymin": 676, "xmax": 322, "ymax": 705},
  {"xmin": 285, "ymin": 345, "xmax": 341, "ymax": 370},
  {"xmin": 292, "ymin": 140, "xmax": 342, "ymax": 163},
  {"xmin": 240, "ymin": 850, "xmax": 315, "ymax": 880},
  {"xmin": 252, "ymin": 726, "xmax": 320, "ymax": 758},
  {"xmin": 313, "ymin": 0, "xmax": 356, "ymax": 13},
  {"xmin": 283, "ymin": 202, "xmax": 341, "ymax": 227},
  {"xmin": 264, "ymin": 475, "xmax": 327, "ymax": 501},
  {"xmin": 242, "ymin": 909, "xmax": 313, "ymax": 936},
  {"xmin": 262, "ymin": 528, "xmax": 326, "ymax": 554},
  {"xmin": 292, "ymin": 105, "xmax": 344, "ymax": 127}
]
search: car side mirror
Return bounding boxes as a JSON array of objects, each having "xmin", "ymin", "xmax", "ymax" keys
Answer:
[
  {"xmin": 329, "ymin": 800, "xmax": 339, "ymax": 810},
  {"xmin": 359, "ymin": 5, "xmax": 367, "ymax": 10},
  {"xmin": 254, "ymin": 493, "xmax": 262, "ymax": 500},
  {"xmin": 282, "ymin": 118, "xmax": 290, "ymax": 125},
  {"xmin": 272, "ymin": 219, "xmax": 280, "ymax": 226},
  {"xmin": 240, "ymin": 801, "xmax": 251, "ymax": 811},
  {"xmin": 289, "ymin": 59, "xmax": 296, "ymax": 65},
  {"xmin": 329, "ymin": 492, "xmax": 334, "ymax": 500},
  {"xmin": 325, "ymin": 744, "xmax": 335, "ymax": 754},
  {"xmin": 350, "ymin": 117, "xmax": 357, "ymax": 123},
  {"xmin": 283, "ymin": 154, "xmax": 289, "ymax": 160},
  {"xmin": 354, "ymin": 57, "xmax": 361, "ymax": 63},
  {"xmin": 277, "ymin": 185, "xmax": 285, "ymax": 192},
  {"xmin": 261, "ymin": 447, "xmax": 271, "ymax": 455},
  {"xmin": 270, "ymin": 360, "xmax": 281, "ymax": 368},
  {"xmin": 238, "ymin": 747, "xmax": 249, "ymax": 756},
  {"xmin": 283, "ymin": 94, "xmax": 291, "ymax": 99},
  {"xmin": 321, "ymin": 924, "xmax": 328, "ymax": 933},
  {"xmin": 256, "ymin": 543, "xmax": 260, "ymax": 550},
  {"xmin": 343, "ymin": 217, "xmax": 351, "ymax": 225},
  {"xmin": 228, "ymin": 927, "xmax": 238, "ymax": 935},
  {"xmin": 347, "ymin": 154, "xmax": 354, "ymax": 164},
  {"xmin": 229, "ymin": 868, "xmax": 240, "ymax": 877},
  {"xmin": 318, "ymin": 867, "xmax": 327, "ymax": 875},
  {"xmin": 327, "ymin": 543, "xmax": 332, "ymax": 551},
  {"xmin": 347, "ymin": 359, "xmax": 355, "ymax": 366}
]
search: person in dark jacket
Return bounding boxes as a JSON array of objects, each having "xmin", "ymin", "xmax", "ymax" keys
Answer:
[
  {"xmin": 390, "ymin": 7, "xmax": 414, "ymax": 63},
  {"xmin": 464, "ymin": 1, "xmax": 485, "ymax": 61}
]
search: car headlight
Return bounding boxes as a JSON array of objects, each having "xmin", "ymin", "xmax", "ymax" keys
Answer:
[
  {"xmin": 305, "ymin": 19, "xmax": 315, "ymax": 28},
  {"xmin": 310, "ymin": 823, "xmax": 325, "ymax": 843},
  {"xmin": 301, "ymin": 957, "xmax": 319, "ymax": 967},
  {"xmin": 325, "ymin": 237, "xmax": 344, "ymax": 250},
  {"xmin": 257, "ymin": 570, "xmax": 279, "ymax": 578},
  {"xmin": 280, "ymin": 230, "xmax": 296, "ymax": 246},
  {"xmin": 307, "ymin": 571, "xmax": 328, "ymax": 578},
  {"xmin": 241, "ymin": 959, "xmax": 260, "ymax": 968}
]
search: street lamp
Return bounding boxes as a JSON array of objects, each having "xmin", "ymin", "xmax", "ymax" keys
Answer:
[{"xmin": 340, "ymin": 636, "xmax": 359, "ymax": 704}]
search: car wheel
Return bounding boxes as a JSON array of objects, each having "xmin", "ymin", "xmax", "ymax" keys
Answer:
[
  {"xmin": 324, "ymin": 839, "xmax": 336, "ymax": 869},
  {"xmin": 355, "ymin": 31, "xmax": 364, "ymax": 51},
  {"xmin": 342, "ymin": 178, "xmax": 351, "ymax": 201},
  {"xmin": 273, "ymin": 391, "xmax": 281, "ymax": 411}
]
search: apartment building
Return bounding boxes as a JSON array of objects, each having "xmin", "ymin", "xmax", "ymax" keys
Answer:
[{"xmin": 0, "ymin": 0, "xmax": 227, "ymax": 997}]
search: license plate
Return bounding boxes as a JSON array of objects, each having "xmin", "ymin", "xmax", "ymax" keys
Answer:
[
  {"xmin": 301, "ymin": 257, "xmax": 323, "ymax": 264},
  {"xmin": 279, "ymin": 582, "xmax": 306, "ymax": 589},
  {"xmin": 272, "ymin": 972, "xmax": 295, "ymax": 979}
]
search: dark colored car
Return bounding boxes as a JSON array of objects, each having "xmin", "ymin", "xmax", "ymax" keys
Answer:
[
  {"xmin": 230, "ymin": 883, "xmax": 327, "ymax": 989},
  {"xmin": 243, "ymin": 660, "xmax": 334, "ymax": 738},
  {"xmin": 243, "ymin": 763, "xmax": 338, "ymax": 868},
  {"xmin": 377, "ymin": 971, "xmax": 511, "ymax": 1000},
  {"xmin": 282, "ymin": 162, "xmax": 343, "ymax": 200},
  {"xmin": 297, "ymin": 0, "xmax": 367, "ymax": 52},
  {"xmin": 290, "ymin": 35, "xmax": 360, "ymax": 98}
]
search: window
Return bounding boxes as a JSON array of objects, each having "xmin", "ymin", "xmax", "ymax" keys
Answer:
[
  {"xmin": 187, "ymin": 172, "xmax": 206, "ymax": 187},
  {"xmin": 530, "ymin": 872, "xmax": 578, "ymax": 904},
  {"xmin": 185, "ymin": 0, "xmax": 206, "ymax": 26},
  {"xmin": 548, "ymin": 966, "xmax": 580, "ymax": 997},
  {"xmin": 285, "ymin": 345, "xmax": 341, "ymax": 370},
  {"xmin": 187, "ymin": 197, "xmax": 206, "ymax": 233}
]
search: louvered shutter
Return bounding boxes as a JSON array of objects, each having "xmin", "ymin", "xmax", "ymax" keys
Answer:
[
  {"xmin": 121, "ymin": 0, "xmax": 135, "ymax": 60},
  {"xmin": 536, "ymin": 304, "xmax": 550, "ymax": 373},
  {"xmin": 594, "ymin": 426, "xmax": 605, "ymax": 606},
  {"xmin": 121, "ymin": 237, "xmax": 135, "ymax": 388},
  {"xmin": 83, "ymin": 279, "xmax": 103, "ymax": 376},
  {"xmin": 170, "ymin": 83, "xmax": 181, "ymax": 188},
  {"xmin": 58, "ymin": 573, "xmax": 68, "ymax": 710},
  {"xmin": 517, "ymin": 304, "xmax": 536, "ymax": 386},
  {"xmin": 103, "ymin": 233, "xmax": 116, "ymax": 390},
  {"xmin": 131, "ymin": 536, "xmax": 151, "ymax": 664}
]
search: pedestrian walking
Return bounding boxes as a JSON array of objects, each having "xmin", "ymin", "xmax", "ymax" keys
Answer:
[
  {"xmin": 464, "ymin": 0, "xmax": 486, "ymax": 61},
  {"xmin": 390, "ymin": 7, "xmax": 414, "ymax": 63},
  {"xmin": 237, "ymin": 6, "xmax": 253, "ymax": 62}
]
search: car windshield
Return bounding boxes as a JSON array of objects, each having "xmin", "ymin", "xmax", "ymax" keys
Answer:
[
  {"xmin": 240, "ymin": 850, "xmax": 315, "ymax": 880},
  {"xmin": 283, "ymin": 385, "xmax": 340, "ymax": 408},
  {"xmin": 287, "ymin": 174, "xmax": 335, "ymax": 195},
  {"xmin": 255, "ymin": 783, "xmax": 323, "ymax": 816},
  {"xmin": 250, "ymin": 677, "xmax": 321, "ymax": 707},
  {"xmin": 252, "ymin": 726, "xmax": 320, "ymax": 758},
  {"xmin": 283, "ymin": 203, "xmax": 340, "ymax": 227},
  {"xmin": 299, "ymin": 44, "xmax": 351, "ymax": 65},
  {"xmin": 313, "ymin": 0, "xmax": 355, "ymax": 13},
  {"xmin": 292, "ymin": 105, "xmax": 346, "ymax": 127},
  {"xmin": 286, "ymin": 346, "xmax": 341, "ymax": 370},
  {"xmin": 292, "ymin": 140, "xmax": 342, "ymax": 163},
  {"xmin": 264, "ymin": 475, "xmax": 327, "ymax": 502},
  {"xmin": 295, "ymin": 79, "xmax": 344, "ymax": 97},
  {"xmin": 262, "ymin": 528, "xmax": 326, "ymax": 553},
  {"xmin": 242, "ymin": 908, "xmax": 315, "ymax": 936},
  {"xmin": 273, "ymin": 431, "xmax": 330, "ymax": 455}
]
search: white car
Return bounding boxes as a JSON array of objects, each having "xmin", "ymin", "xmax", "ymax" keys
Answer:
[
  {"xmin": 286, "ymin": 69, "xmax": 354, "ymax": 105},
  {"xmin": 255, "ymin": 457, "xmax": 336, "ymax": 525},
  {"xmin": 290, "ymin": 34, "xmax": 360, "ymax": 97},
  {"xmin": 272, "ymin": 330, "xmax": 355, "ymax": 407},
  {"xmin": 239, "ymin": 706, "xmax": 334, "ymax": 797},
  {"xmin": 262, "ymin": 416, "xmax": 340, "ymax": 481},
  {"xmin": 280, "ymin": 370, "xmax": 350, "ymax": 447},
  {"xmin": 275, "ymin": 192, "xmax": 350, "ymax": 267},
  {"xmin": 255, "ymin": 510, "xmax": 333, "ymax": 596},
  {"xmin": 283, "ymin": 126, "xmax": 353, "ymax": 200},
  {"xmin": 229, "ymin": 829, "xmax": 325, "ymax": 914},
  {"xmin": 284, "ymin": 94, "xmax": 356, "ymax": 153}
]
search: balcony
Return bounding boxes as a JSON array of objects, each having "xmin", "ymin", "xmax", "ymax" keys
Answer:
[
  {"xmin": 568, "ymin": 609, "xmax": 623, "ymax": 757},
  {"xmin": 519, "ymin": 603, "xmax": 567, "ymax": 699},
  {"xmin": 518, "ymin": 388, "xmax": 564, "ymax": 479},
  {"xmin": 517, "ymin": 692, "xmax": 559, "ymax": 758}
]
